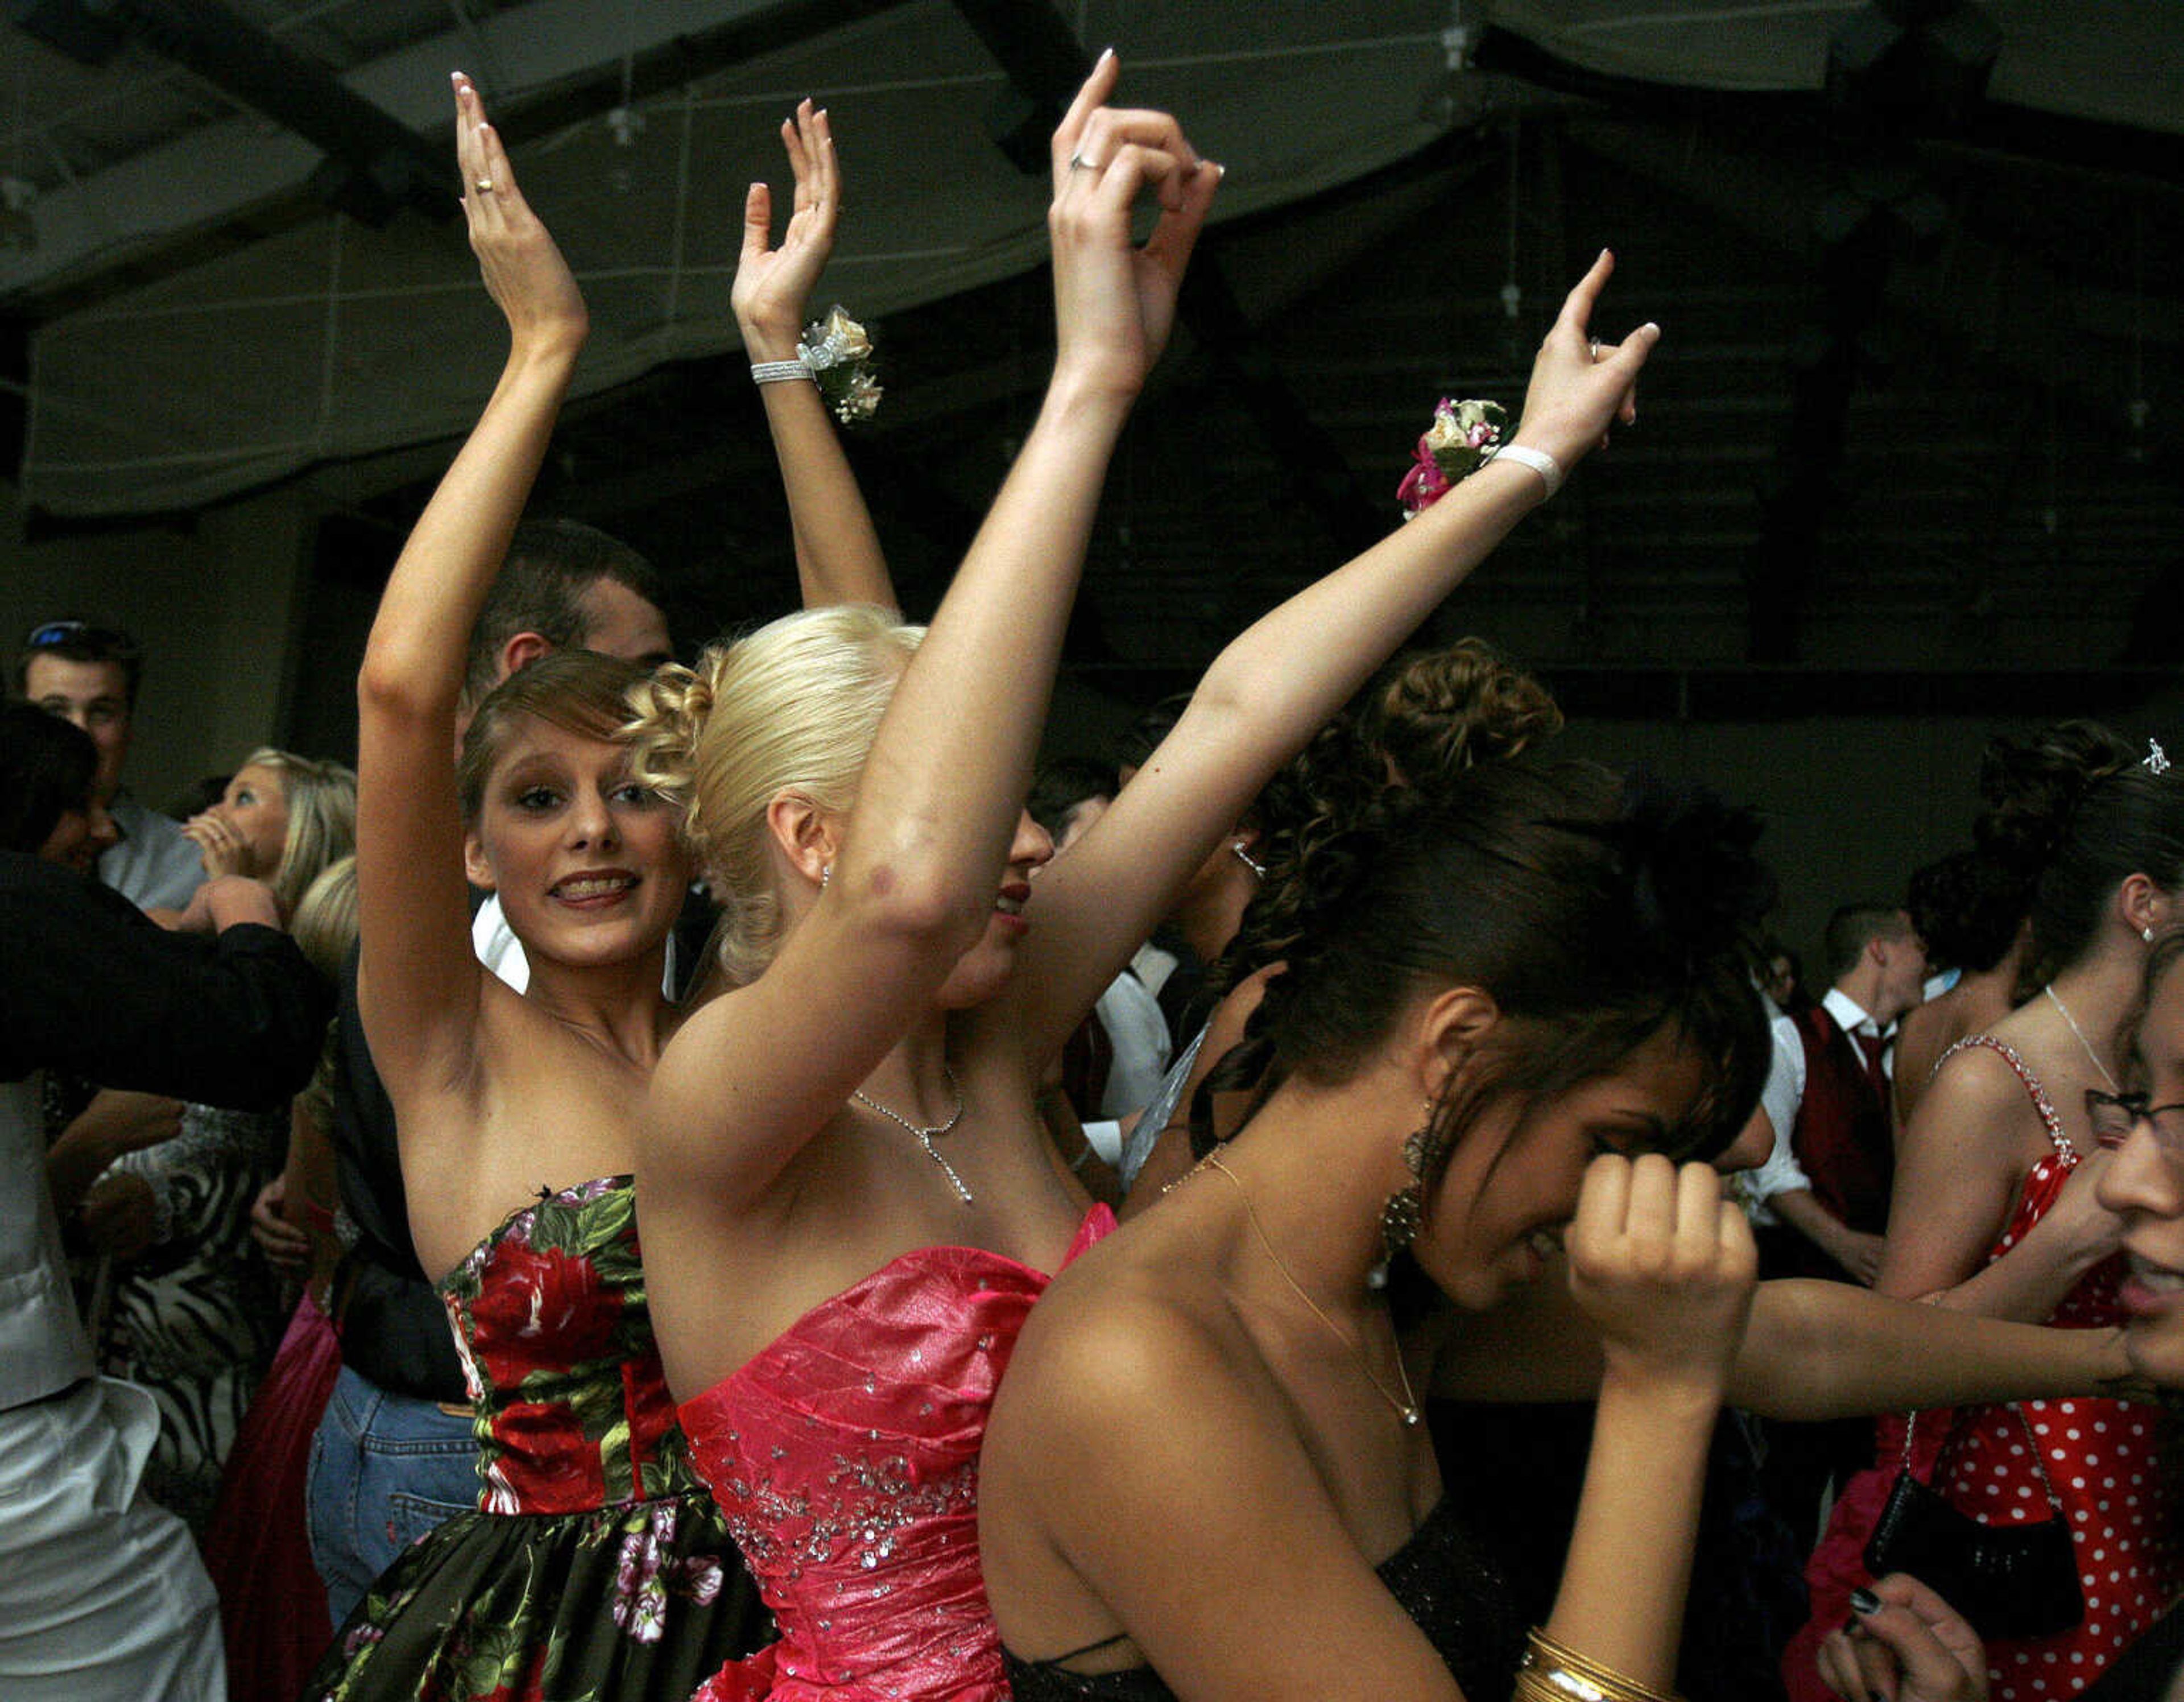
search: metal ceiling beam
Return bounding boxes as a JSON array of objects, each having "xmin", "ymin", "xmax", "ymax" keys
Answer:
[{"xmin": 0, "ymin": 0, "xmax": 875, "ymax": 307}]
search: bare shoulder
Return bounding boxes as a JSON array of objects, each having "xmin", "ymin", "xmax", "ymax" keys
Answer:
[
  {"xmin": 998, "ymin": 1237, "xmax": 1246, "ymax": 1456},
  {"xmin": 1915, "ymin": 1030, "xmax": 2046, "ymax": 1141}
]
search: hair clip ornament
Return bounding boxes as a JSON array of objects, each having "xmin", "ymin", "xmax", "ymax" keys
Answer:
[
  {"xmin": 2146, "ymin": 739, "xmax": 2170, "ymax": 776},
  {"xmin": 1397, "ymin": 397, "xmax": 1509, "ymax": 519}
]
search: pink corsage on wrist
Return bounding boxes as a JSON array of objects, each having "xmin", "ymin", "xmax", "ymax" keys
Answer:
[{"xmin": 1396, "ymin": 397, "xmax": 1509, "ymax": 519}]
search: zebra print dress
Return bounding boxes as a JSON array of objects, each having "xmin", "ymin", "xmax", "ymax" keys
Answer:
[{"xmin": 97, "ymin": 1102, "xmax": 290, "ymax": 1530}]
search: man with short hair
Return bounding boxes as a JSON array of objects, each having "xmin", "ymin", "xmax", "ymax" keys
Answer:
[
  {"xmin": 17, "ymin": 619, "xmax": 204, "ymax": 911},
  {"xmin": 1747, "ymin": 900, "xmax": 1927, "ymax": 1549}
]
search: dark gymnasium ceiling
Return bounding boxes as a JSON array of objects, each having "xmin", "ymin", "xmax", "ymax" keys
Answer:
[{"xmin": 2, "ymin": 1, "xmax": 2180, "ymax": 720}]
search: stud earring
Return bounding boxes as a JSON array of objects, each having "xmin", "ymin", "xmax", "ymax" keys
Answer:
[{"xmin": 2147, "ymin": 925, "xmax": 2159, "ymax": 944}]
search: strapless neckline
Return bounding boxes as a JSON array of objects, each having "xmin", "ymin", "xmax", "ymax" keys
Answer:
[
  {"xmin": 677, "ymin": 1204, "xmax": 1115, "ymax": 1702},
  {"xmin": 689, "ymin": 1208, "xmax": 1117, "ymax": 1406}
]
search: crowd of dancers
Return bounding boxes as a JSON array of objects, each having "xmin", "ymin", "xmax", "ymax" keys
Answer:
[{"xmin": 5, "ymin": 55, "xmax": 2184, "ymax": 1702}]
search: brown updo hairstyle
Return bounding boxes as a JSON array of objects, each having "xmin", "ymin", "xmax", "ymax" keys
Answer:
[
  {"xmin": 624, "ymin": 605, "xmax": 923, "ymax": 985},
  {"xmin": 1976, "ymin": 720, "xmax": 2183, "ymax": 985},
  {"xmin": 1214, "ymin": 638, "xmax": 1563, "ymax": 997},
  {"xmin": 457, "ymin": 648, "xmax": 656, "ymax": 823},
  {"xmin": 1205, "ymin": 760, "xmax": 1776, "ymax": 1203}
]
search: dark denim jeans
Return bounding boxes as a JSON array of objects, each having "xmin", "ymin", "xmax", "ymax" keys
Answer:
[{"xmin": 305, "ymin": 1365, "xmax": 477, "ymax": 1627}]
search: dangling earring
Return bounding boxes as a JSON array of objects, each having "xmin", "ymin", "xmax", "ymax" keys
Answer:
[
  {"xmin": 1370, "ymin": 1112, "xmax": 1433, "ymax": 1289},
  {"xmin": 1231, "ymin": 841, "xmax": 1267, "ymax": 880},
  {"xmin": 820, "ymin": 862, "xmax": 832, "ymax": 892}
]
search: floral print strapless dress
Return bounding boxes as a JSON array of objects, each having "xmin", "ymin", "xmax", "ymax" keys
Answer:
[
  {"xmin": 306, "ymin": 1176, "xmax": 770, "ymax": 1701},
  {"xmin": 680, "ymin": 1207, "xmax": 1115, "ymax": 1701}
]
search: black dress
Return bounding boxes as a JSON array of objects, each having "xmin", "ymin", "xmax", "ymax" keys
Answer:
[{"xmin": 1001, "ymin": 1496, "xmax": 1525, "ymax": 1702}]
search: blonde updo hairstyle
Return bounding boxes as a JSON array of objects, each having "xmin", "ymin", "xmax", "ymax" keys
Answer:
[{"xmin": 626, "ymin": 604, "xmax": 924, "ymax": 985}]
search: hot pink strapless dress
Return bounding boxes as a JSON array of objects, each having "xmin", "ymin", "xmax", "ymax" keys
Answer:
[{"xmin": 680, "ymin": 1207, "xmax": 1115, "ymax": 1702}]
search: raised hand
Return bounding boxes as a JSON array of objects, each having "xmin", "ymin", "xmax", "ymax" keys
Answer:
[
  {"xmin": 735, "ymin": 100, "xmax": 841, "ymax": 360},
  {"xmin": 1566, "ymin": 1153, "xmax": 1758, "ymax": 1397},
  {"xmin": 183, "ymin": 808, "xmax": 255, "ymax": 879},
  {"xmin": 1508, "ymin": 251, "xmax": 1659, "ymax": 476},
  {"xmin": 452, "ymin": 71, "xmax": 586, "ymax": 359},
  {"xmin": 2046, "ymin": 1144, "xmax": 2128, "ymax": 1267},
  {"xmin": 1816, "ymin": 1575, "xmax": 1988, "ymax": 1702},
  {"xmin": 1047, "ymin": 51, "xmax": 1222, "ymax": 400}
]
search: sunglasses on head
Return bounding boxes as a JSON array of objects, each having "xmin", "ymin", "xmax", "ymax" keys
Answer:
[{"xmin": 24, "ymin": 619, "xmax": 139, "ymax": 658}]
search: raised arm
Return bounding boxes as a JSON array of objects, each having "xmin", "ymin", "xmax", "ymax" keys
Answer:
[
  {"xmin": 647, "ymin": 55, "xmax": 1221, "ymax": 1212},
  {"xmin": 1541, "ymin": 1158, "xmax": 1754, "ymax": 1692},
  {"xmin": 735, "ymin": 101, "xmax": 897, "ymax": 614},
  {"xmin": 1000, "ymin": 253, "xmax": 1660, "ymax": 1072},
  {"xmin": 1430, "ymin": 1259, "xmax": 2134, "ymax": 1415},
  {"xmin": 353, "ymin": 73, "xmax": 586, "ymax": 1106}
]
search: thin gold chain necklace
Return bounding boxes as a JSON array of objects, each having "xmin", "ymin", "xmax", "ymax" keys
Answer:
[{"xmin": 1203, "ymin": 1156, "xmax": 1421, "ymax": 1427}]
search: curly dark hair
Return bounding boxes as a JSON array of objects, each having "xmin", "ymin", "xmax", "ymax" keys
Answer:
[
  {"xmin": 1906, "ymin": 848, "xmax": 2032, "ymax": 977},
  {"xmin": 1213, "ymin": 638, "xmax": 1563, "ymax": 998},
  {"xmin": 1199, "ymin": 761, "xmax": 1776, "ymax": 1204}
]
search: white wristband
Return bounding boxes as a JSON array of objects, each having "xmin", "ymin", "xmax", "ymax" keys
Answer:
[
  {"xmin": 1491, "ymin": 443, "xmax": 1563, "ymax": 500},
  {"xmin": 750, "ymin": 359, "xmax": 811, "ymax": 386}
]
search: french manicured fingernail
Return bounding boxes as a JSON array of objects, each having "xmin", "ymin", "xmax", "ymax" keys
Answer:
[
  {"xmin": 1849, "ymin": 1588, "xmax": 1881, "ymax": 1616},
  {"xmin": 1099, "ymin": 45, "xmax": 1115, "ymax": 63}
]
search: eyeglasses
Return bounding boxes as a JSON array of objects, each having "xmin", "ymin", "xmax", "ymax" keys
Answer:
[
  {"xmin": 2088, "ymin": 1089, "xmax": 2184, "ymax": 1151},
  {"xmin": 23, "ymin": 619, "xmax": 139, "ymax": 658}
]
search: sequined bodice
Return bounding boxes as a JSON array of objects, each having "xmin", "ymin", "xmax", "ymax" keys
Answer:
[
  {"xmin": 441, "ymin": 1175, "xmax": 706, "ymax": 1515},
  {"xmin": 679, "ymin": 1209, "xmax": 1114, "ymax": 1701},
  {"xmin": 1002, "ymin": 1495, "xmax": 1524, "ymax": 1701}
]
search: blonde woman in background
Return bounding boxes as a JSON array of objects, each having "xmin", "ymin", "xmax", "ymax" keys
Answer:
[
  {"xmin": 52, "ymin": 752, "xmax": 356, "ymax": 1529},
  {"xmin": 177, "ymin": 747, "xmax": 358, "ymax": 923}
]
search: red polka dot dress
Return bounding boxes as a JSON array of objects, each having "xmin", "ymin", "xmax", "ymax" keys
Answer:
[{"xmin": 1930, "ymin": 1037, "xmax": 2181, "ymax": 1700}]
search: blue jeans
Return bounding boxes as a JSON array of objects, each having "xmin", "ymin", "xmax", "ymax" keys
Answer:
[{"xmin": 305, "ymin": 1365, "xmax": 478, "ymax": 1626}]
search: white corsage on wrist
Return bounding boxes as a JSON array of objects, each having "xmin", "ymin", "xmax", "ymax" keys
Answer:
[
  {"xmin": 1396, "ymin": 397, "xmax": 1509, "ymax": 519},
  {"xmin": 798, "ymin": 304, "xmax": 883, "ymax": 425},
  {"xmin": 751, "ymin": 304, "xmax": 884, "ymax": 426}
]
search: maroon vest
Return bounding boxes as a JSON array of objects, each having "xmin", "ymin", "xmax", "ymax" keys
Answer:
[{"xmin": 1787, "ymin": 1002, "xmax": 1895, "ymax": 1253}]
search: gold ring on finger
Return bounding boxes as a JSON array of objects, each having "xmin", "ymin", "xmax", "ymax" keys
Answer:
[{"xmin": 474, "ymin": 177, "xmax": 495, "ymax": 194}]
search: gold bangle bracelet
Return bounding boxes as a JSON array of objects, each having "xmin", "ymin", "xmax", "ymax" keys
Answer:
[{"xmin": 1518, "ymin": 1628, "xmax": 1684, "ymax": 1702}]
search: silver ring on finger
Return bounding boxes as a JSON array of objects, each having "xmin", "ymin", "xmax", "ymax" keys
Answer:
[
  {"xmin": 1068, "ymin": 153, "xmax": 1097, "ymax": 172},
  {"xmin": 1588, "ymin": 338, "xmax": 1601, "ymax": 360}
]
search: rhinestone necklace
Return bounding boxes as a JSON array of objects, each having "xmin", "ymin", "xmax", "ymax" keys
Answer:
[
  {"xmin": 1203, "ymin": 1156, "xmax": 1421, "ymax": 1427},
  {"xmin": 2044, "ymin": 985, "xmax": 2121, "ymax": 1093},
  {"xmin": 853, "ymin": 1067, "xmax": 973, "ymax": 1204}
]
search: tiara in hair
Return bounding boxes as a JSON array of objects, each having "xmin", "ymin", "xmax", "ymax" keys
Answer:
[{"xmin": 2149, "ymin": 740, "xmax": 2171, "ymax": 776}]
